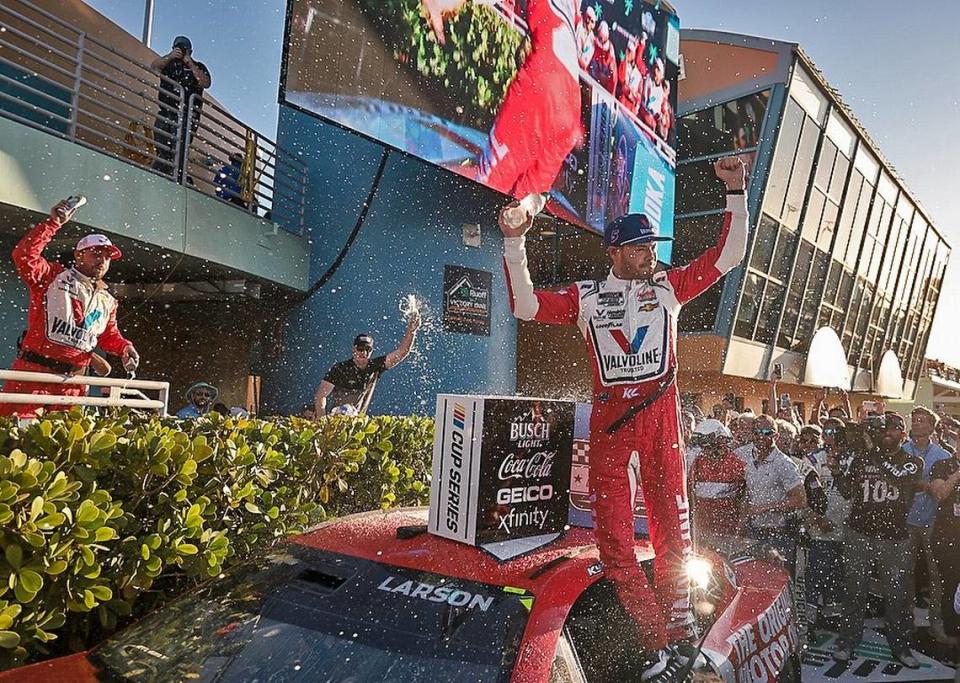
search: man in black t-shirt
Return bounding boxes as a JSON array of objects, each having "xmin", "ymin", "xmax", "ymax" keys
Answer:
[
  {"xmin": 833, "ymin": 413, "xmax": 923, "ymax": 668},
  {"xmin": 313, "ymin": 313, "xmax": 420, "ymax": 417},
  {"xmin": 930, "ymin": 454, "xmax": 960, "ymax": 641},
  {"xmin": 149, "ymin": 36, "xmax": 212, "ymax": 177}
]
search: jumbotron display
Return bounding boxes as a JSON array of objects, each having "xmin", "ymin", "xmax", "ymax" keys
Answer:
[{"xmin": 281, "ymin": 0, "xmax": 680, "ymax": 255}]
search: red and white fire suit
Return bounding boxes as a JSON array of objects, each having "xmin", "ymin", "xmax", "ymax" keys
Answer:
[
  {"xmin": 0, "ymin": 217, "xmax": 130, "ymax": 417},
  {"xmin": 477, "ymin": 0, "xmax": 583, "ymax": 198},
  {"xmin": 503, "ymin": 194, "xmax": 748, "ymax": 648}
]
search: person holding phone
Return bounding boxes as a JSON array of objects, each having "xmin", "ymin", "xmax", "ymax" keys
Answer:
[
  {"xmin": 0, "ymin": 199, "xmax": 138, "ymax": 418},
  {"xmin": 150, "ymin": 36, "xmax": 211, "ymax": 177}
]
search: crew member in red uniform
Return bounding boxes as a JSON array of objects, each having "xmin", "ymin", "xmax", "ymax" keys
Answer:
[
  {"xmin": 421, "ymin": 0, "xmax": 583, "ymax": 198},
  {"xmin": 500, "ymin": 157, "xmax": 748, "ymax": 680},
  {"xmin": 588, "ymin": 20, "xmax": 618, "ymax": 94},
  {"xmin": 688, "ymin": 419, "xmax": 746, "ymax": 557},
  {"xmin": 0, "ymin": 200, "xmax": 139, "ymax": 417}
]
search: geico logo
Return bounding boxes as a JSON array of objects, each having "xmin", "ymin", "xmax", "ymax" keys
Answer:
[{"xmin": 496, "ymin": 485, "xmax": 554, "ymax": 504}]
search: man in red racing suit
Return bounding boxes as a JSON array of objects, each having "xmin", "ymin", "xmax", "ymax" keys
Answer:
[
  {"xmin": 0, "ymin": 201, "xmax": 139, "ymax": 418},
  {"xmin": 421, "ymin": 0, "xmax": 583, "ymax": 198},
  {"xmin": 500, "ymin": 157, "xmax": 747, "ymax": 679}
]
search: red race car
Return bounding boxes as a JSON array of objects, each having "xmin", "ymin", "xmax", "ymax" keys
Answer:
[{"xmin": 2, "ymin": 508, "xmax": 800, "ymax": 682}]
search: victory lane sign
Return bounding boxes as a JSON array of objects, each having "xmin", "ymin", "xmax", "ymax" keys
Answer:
[{"xmin": 428, "ymin": 395, "xmax": 575, "ymax": 547}]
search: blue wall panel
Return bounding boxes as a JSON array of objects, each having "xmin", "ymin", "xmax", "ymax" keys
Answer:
[{"xmin": 262, "ymin": 108, "xmax": 518, "ymax": 416}]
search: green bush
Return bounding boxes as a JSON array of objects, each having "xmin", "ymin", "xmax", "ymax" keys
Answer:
[
  {"xmin": 0, "ymin": 410, "xmax": 433, "ymax": 667},
  {"xmin": 361, "ymin": 0, "xmax": 528, "ymax": 126}
]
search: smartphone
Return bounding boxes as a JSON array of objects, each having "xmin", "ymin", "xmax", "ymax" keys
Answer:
[
  {"xmin": 779, "ymin": 393, "xmax": 791, "ymax": 410},
  {"xmin": 57, "ymin": 195, "xmax": 87, "ymax": 220},
  {"xmin": 862, "ymin": 400, "xmax": 881, "ymax": 415},
  {"xmin": 773, "ymin": 363, "xmax": 783, "ymax": 380}
]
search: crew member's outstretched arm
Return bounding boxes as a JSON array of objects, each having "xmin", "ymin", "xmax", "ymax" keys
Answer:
[{"xmin": 12, "ymin": 202, "xmax": 76, "ymax": 290}]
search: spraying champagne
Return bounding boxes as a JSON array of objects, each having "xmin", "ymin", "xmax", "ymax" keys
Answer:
[{"xmin": 502, "ymin": 193, "xmax": 549, "ymax": 229}]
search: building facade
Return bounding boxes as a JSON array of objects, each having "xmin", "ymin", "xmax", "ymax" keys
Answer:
[{"xmin": 672, "ymin": 31, "xmax": 950, "ymax": 415}]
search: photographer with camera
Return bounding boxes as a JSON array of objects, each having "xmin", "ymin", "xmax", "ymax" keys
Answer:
[
  {"xmin": 833, "ymin": 413, "xmax": 923, "ymax": 668},
  {"xmin": 150, "ymin": 36, "xmax": 211, "ymax": 177}
]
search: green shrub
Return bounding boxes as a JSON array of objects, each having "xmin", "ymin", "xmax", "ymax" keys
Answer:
[
  {"xmin": 360, "ymin": 0, "xmax": 528, "ymax": 127},
  {"xmin": 0, "ymin": 410, "xmax": 433, "ymax": 667}
]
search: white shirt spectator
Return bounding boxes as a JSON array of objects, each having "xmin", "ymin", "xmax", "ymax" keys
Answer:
[{"xmin": 738, "ymin": 443, "xmax": 804, "ymax": 530}]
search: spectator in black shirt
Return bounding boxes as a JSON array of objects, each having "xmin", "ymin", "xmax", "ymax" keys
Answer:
[
  {"xmin": 313, "ymin": 313, "xmax": 420, "ymax": 417},
  {"xmin": 930, "ymin": 453, "xmax": 960, "ymax": 645},
  {"xmin": 833, "ymin": 413, "xmax": 923, "ymax": 668},
  {"xmin": 150, "ymin": 36, "xmax": 211, "ymax": 177}
]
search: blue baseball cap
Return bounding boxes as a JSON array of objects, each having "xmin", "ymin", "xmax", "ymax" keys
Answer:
[{"xmin": 603, "ymin": 213, "xmax": 673, "ymax": 247}]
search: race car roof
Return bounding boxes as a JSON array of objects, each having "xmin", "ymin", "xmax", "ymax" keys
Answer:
[{"xmin": 290, "ymin": 507, "xmax": 654, "ymax": 594}]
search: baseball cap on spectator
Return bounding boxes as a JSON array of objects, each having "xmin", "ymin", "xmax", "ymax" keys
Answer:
[
  {"xmin": 353, "ymin": 334, "xmax": 373, "ymax": 349},
  {"xmin": 603, "ymin": 214, "xmax": 672, "ymax": 247},
  {"xmin": 75, "ymin": 234, "xmax": 122, "ymax": 259},
  {"xmin": 693, "ymin": 418, "xmax": 732, "ymax": 440},
  {"xmin": 173, "ymin": 36, "xmax": 192, "ymax": 50}
]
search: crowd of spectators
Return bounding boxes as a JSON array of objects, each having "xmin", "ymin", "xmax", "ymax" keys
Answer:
[
  {"xmin": 685, "ymin": 379, "xmax": 960, "ymax": 670},
  {"xmin": 575, "ymin": 7, "xmax": 674, "ymax": 141}
]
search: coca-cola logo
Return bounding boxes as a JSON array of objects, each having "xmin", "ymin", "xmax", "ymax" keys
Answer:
[{"xmin": 498, "ymin": 451, "xmax": 557, "ymax": 481}]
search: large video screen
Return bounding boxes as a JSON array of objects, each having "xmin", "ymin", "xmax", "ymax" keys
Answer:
[{"xmin": 282, "ymin": 0, "xmax": 680, "ymax": 258}]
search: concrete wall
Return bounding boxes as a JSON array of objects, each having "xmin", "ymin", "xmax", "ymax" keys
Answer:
[
  {"xmin": 0, "ymin": 116, "xmax": 309, "ymax": 290},
  {"xmin": 260, "ymin": 107, "xmax": 519, "ymax": 416}
]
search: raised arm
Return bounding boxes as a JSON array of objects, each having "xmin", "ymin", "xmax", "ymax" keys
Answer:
[
  {"xmin": 385, "ymin": 313, "xmax": 420, "ymax": 369},
  {"xmin": 13, "ymin": 201, "xmax": 78, "ymax": 290},
  {"xmin": 150, "ymin": 47, "xmax": 182, "ymax": 72},
  {"xmin": 500, "ymin": 204, "xmax": 580, "ymax": 325},
  {"xmin": 421, "ymin": 0, "xmax": 470, "ymax": 45}
]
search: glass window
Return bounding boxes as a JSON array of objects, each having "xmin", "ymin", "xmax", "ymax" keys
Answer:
[
  {"xmin": 839, "ymin": 270, "xmax": 855, "ymax": 309},
  {"xmin": 818, "ymin": 201, "xmax": 839, "ymax": 252},
  {"xmin": 834, "ymin": 171, "xmax": 862, "ymax": 264},
  {"xmin": 762, "ymin": 99, "xmax": 805, "ymax": 219},
  {"xmin": 790, "ymin": 67, "xmax": 829, "ymax": 124},
  {"xmin": 843, "ymin": 177, "xmax": 874, "ymax": 268},
  {"xmin": 828, "ymin": 153, "xmax": 850, "ymax": 203},
  {"xmin": 814, "ymin": 139, "xmax": 837, "ymax": 190},
  {"xmin": 794, "ymin": 250, "xmax": 830, "ymax": 350},
  {"xmin": 678, "ymin": 90, "xmax": 771, "ymax": 160},
  {"xmin": 825, "ymin": 261, "xmax": 843, "ymax": 304},
  {"xmin": 735, "ymin": 273, "xmax": 765, "ymax": 339},
  {"xmin": 801, "ymin": 189, "xmax": 826, "ymax": 243},
  {"xmin": 756, "ymin": 281, "xmax": 786, "ymax": 345},
  {"xmin": 771, "ymin": 227, "xmax": 798, "ymax": 281},
  {"xmin": 782, "ymin": 117, "xmax": 821, "ymax": 230},
  {"xmin": 751, "ymin": 215, "xmax": 778, "ymax": 272},
  {"xmin": 778, "ymin": 242, "xmax": 813, "ymax": 347}
]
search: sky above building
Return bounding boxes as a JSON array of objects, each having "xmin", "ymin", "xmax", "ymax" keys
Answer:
[{"xmin": 86, "ymin": 0, "xmax": 960, "ymax": 367}]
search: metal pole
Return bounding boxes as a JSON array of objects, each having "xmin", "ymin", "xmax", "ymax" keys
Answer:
[
  {"xmin": 69, "ymin": 33, "xmax": 85, "ymax": 141},
  {"xmin": 142, "ymin": 0, "xmax": 155, "ymax": 47}
]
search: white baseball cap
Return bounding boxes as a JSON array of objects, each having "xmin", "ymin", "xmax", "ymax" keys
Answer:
[{"xmin": 75, "ymin": 234, "xmax": 122, "ymax": 259}]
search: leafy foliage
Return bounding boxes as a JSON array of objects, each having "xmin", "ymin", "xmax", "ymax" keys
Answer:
[
  {"xmin": 360, "ymin": 0, "xmax": 528, "ymax": 126},
  {"xmin": 0, "ymin": 410, "xmax": 433, "ymax": 667}
]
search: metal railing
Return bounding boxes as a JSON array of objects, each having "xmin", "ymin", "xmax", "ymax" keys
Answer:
[
  {"xmin": 0, "ymin": 370, "xmax": 170, "ymax": 415},
  {"xmin": 0, "ymin": 0, "xmax": 308, "ymax": 234},
  {"xmin": 183, "ymin": 96, "xmax": 308, "ymax": 229}
]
